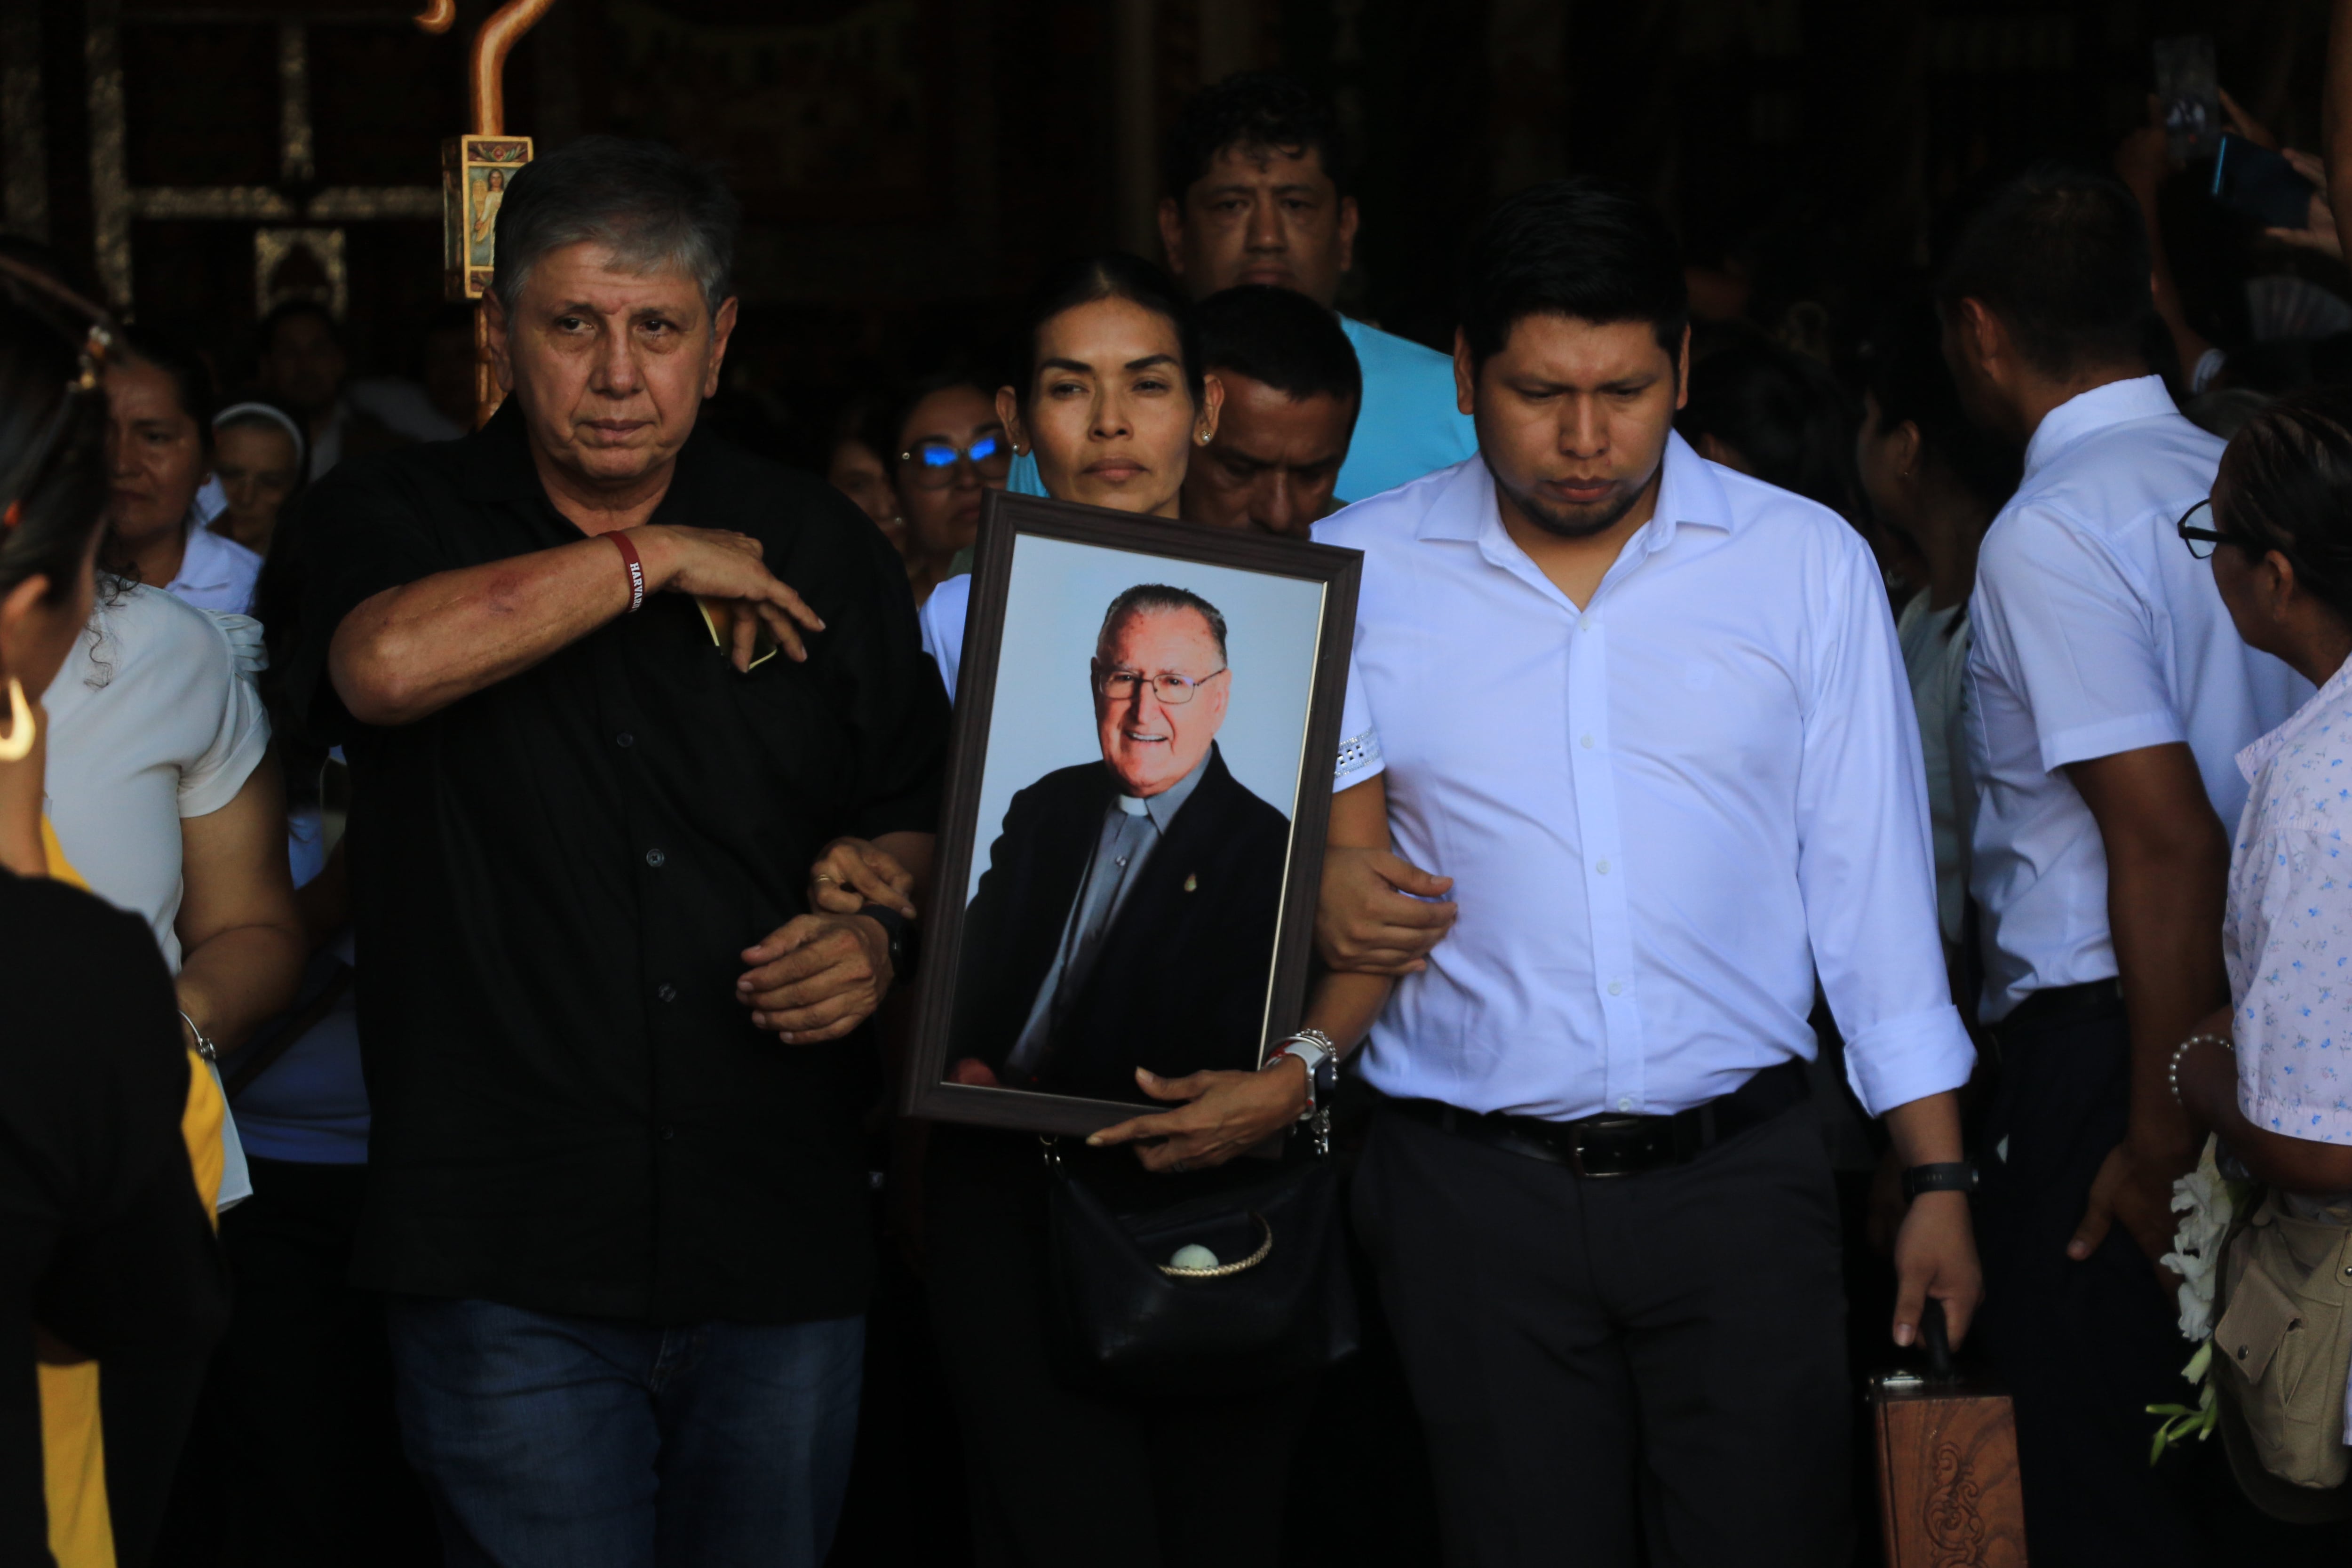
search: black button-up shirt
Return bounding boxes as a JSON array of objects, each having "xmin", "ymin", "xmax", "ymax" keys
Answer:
[{"xmin": 290, "ymin": 404, "xmax": 947, "ymax": 1324}]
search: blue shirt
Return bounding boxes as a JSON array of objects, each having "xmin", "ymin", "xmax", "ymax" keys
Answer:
[
  {"xmin": 1003, "ymin": 314, "xmax": 1478, "ymax": 508},
  {"xmin": 1319, "ymin": 436, "xmax": 1971, "ymax": 1122}
]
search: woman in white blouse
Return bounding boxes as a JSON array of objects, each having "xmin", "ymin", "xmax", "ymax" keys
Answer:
[
  {"xmin": 44, "ymin": 572, "xmax": 307, "ymax": 1207},
  {"xmin": 2172, "ymin": 390, "xmax": 2352, "ymax": 1494},
  {"xmin": 2173, "ymin": 390, "xmax": 2352, "ymax": 1189}
]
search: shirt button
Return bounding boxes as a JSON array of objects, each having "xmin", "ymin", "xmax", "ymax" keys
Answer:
[
  {"xmin": 1617, "ymin": 1096, "xmax": 1636, "ymax": 1113},
  {"xmin": 1608, "ymin": 980, "xmax": 1624, "ymax": 996},
  {"xmin": 1580, "ymin": 734, "xmax": 1595, "ymax": 749},
  {"xmin": 656, "ymin": 982, "xmax": 678, "ymax": 1003},
  {"xmin": 615, "ymin": 731, "xmax": 635, "ymax": 748},
  {"xmin": 1596, "ymin": 859, "xmax": 1611, "ymax": 875},
  {"xmin": 644, "ymin": 848, "xmax": 667, "ymax": 868}
]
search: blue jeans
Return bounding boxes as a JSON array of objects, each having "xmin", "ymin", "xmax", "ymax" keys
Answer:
[{"xmin": 385, "ymin": 1297, "xmax": 864, "ymax": 1568}]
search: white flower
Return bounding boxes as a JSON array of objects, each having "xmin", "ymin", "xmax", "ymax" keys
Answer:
[{"xmin": 2161, "ymin": 1138, "xmax": 2236, "ymax": 1344}]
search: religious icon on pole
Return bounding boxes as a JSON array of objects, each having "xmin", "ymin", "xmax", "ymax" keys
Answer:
[
  {"xmin": 416, "ymin": 0, "xmax": 558, "ymax": 426},
  {"xmin": 442, "ymin": 137, "xmax": 531, "ymax": 301}
]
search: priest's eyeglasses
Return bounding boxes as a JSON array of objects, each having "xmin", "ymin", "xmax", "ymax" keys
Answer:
[
  {"xmin": 900, "ymin": 432, "xmax": 1010, "ymax": 488},
  {"xmin": 2177, "ymin": 498, "xmax": 2233, "ymax": 560},
  {"xmin": 1098, "ymin": 666, "xmax": 1228, "ymax": 705}
]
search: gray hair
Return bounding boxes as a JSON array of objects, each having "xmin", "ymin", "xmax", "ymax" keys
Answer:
[
  {"xmin": 1095, "ymin": 583, "xmax": 1229, "ymax": 663},
  {"xmin": 491, "ymin": 135, "xmax": 740, "ymax": 318}
]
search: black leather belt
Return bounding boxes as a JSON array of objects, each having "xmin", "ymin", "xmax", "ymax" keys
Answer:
[
  {"xmin": 1996, "ymin": 977, "xmax": 2124, "ymax": 1035},
  {"xmin": 1385, "ymin": 1058, "xmax": 1811, "ymax": 1178}
]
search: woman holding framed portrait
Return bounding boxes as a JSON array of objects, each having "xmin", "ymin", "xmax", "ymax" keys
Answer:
[{"xmin": 886, "ymin": 256, "xmax": 1341, "ymax": 1568}]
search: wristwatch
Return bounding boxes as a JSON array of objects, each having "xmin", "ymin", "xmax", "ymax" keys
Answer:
[
  {"xmin": 1901, "ymin": 1161, "xmax": 1978, "ymax": 1201},
  {"xmin": 855, "ymin": 902, "xmax": 915, "ymax": 975},
  {"xmin": 1270, "ymin": 1029, "xmax": 1340, "ymax": 1119}
]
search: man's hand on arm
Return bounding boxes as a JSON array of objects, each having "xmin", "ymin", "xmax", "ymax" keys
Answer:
[
  {"xmin": 807, "ymin": 834, "xmax": 926, "ymax": 917},
  {"xmin": 1882, "ymin": 1090, "xmax": 1983, "ymax": 1349},
  {"xmin": 739, "ymin": 832, "xmax": 935, "ymax": 1043},
  {"xmin": 330, "ymin": 524, "xmax": 823, "ymax": 727},
  {"xmin": 737, "ymin": 914, "xmax": 893, "ymax": 1043},
  {"xmin": 1315, "ymin": 847, "xmax": 1457, "ymax": 974},
  {"xmin": 2065, "ymin": 743, "xmax": 2232, "ymax": 1273}
]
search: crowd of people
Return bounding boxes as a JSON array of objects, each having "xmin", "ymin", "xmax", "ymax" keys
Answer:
[{"xmin": 11, "ymin": 55, "xmax": 2352, "ymax": 1568}]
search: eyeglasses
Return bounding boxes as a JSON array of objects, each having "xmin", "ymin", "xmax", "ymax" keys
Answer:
[
  {"xmin": 2177, "ymin": 498, "xmax": 2233, "ymax": 560},
  {"xmin": 899, "ymin": 432, "xmax": 1010, "ymax": 489},
  {"xmin": 1098, "ymin": 666, "xmax": 1227, "ymax": 705}
]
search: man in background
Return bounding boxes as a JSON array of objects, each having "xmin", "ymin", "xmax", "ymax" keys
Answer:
[
  {"xmin": 1942, "ymin": 167, "xmax": 2308, "ymax": 1564},
  {"xmin": 1182, "ymin": 284, "xmax": 1361, "ymax": 539},
  {"xmin": 1007, "ymin": 73, "xmax": 1472, "ymax": 507},
  {"xmin": 253, "ymin": 301, "xmax": 413, "ymax": 478}
]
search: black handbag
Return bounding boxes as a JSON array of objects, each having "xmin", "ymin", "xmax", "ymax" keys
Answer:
[{"xmin": 1043, "ymin": 1116, "xmax": 1359, "ymax": 1397}]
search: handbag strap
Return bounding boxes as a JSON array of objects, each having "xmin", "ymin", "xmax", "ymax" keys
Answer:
[{"xmin": 223, "ymin": 961, "xmax": 352, "ymax": 1100}]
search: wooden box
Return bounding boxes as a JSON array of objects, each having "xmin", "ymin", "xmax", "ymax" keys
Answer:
[{"xmin": 1869, "ymin": 1368, "xmax": 2030, "ymax": 1567}]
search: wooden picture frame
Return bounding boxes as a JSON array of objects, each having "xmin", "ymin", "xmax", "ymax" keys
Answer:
[{"xmin": 901, "ymin": 490, "xmax": 1362, "ymax": 1138}]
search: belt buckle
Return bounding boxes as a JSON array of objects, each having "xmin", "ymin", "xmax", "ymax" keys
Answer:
[{"xmin": 1566, "ymin": 1115, "xmax": 1652, "ymax": 1179}]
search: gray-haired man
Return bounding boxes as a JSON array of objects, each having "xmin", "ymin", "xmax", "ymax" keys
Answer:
[{"xmin": 290, "ymin": 135, "xmax": 948, "ymax": 1566}]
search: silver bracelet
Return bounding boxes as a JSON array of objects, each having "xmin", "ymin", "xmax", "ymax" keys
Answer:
[
  {"xmin": 2167, "ymin": 1032, "xmax": 2232, "ymax": 1108},
  {"xmin": 179, "ymin": 1010, "xmax": 220, "ymax": 1064},
  {"xmin": 1267, "ymin": 1029, "xmax": 1339, "ymax": 1119}
]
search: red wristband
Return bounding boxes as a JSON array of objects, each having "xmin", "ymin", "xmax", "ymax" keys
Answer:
[{"xmin": 609, "ymin": 530, "xmax": 646, "ymax": 613}]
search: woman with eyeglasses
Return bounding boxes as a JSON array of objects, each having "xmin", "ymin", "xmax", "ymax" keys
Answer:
[
  {"xmin": 881, "ymin": 371, "xmax": 1010, "ymax": 608},
  {"xmin": 0, "ymin": 270, "xmax": 230, "ymax": 1568},
  {"xmin": 2168, "ymin": 389, "xmax": 2352, "ymax": 1497}
]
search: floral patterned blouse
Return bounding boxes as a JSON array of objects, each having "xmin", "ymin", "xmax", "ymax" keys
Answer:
[{"xmin": 2226, "ymin": 653, "xmax": 2352, "ymax": 1145}]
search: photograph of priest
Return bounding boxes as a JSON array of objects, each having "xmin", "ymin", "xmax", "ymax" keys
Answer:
[{"xmin": 948, "ymin": 583, "xmax": 1290, "ymax": 1101}]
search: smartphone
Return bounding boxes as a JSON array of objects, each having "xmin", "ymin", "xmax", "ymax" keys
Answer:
[
  {"xmin": 2153, "ymin": 34, "xmax": 2221, "ymax": 163},
  {"xmin": 2212, "ymin": 133, "xmax": 2317, "ymax": 231}
]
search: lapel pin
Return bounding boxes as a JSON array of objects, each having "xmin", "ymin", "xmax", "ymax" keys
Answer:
[{"xmin": 1183, "ymin": 874, "xmax": 1198, "ymax": 893}]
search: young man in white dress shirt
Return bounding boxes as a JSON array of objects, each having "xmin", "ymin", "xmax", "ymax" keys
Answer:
[
  {"xmin": 1939, "ymin": 169, "xmax": 2309, "ymax": 1563},
  {"xmin": 1103, "ymin": 178, "xmax": 1982, "ymax": 1565}
]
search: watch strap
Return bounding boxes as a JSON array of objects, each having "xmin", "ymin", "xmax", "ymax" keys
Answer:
[
  {"xmin": 1901, "ymin": 1161, "xmax": 1977, "ymax": 1201},
  {"xmin": 855, "ymin": 902, "xmax": 913, "ymax": 970}
]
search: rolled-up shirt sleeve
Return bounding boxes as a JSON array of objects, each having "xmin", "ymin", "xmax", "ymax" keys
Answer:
[{"xmin": 1798, "ymin": 538, "xmax": 1976, "ymax": 1117}]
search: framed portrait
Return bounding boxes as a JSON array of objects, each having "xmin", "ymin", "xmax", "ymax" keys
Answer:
[{"xmin": 902, "ymin": 492, "xmax": 1362, "ymax": 1138}]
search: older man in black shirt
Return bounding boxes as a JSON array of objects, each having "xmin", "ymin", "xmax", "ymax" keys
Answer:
[{"xmin": 291, "ymin": 137, "xmax": 945, "ymax": 1568}]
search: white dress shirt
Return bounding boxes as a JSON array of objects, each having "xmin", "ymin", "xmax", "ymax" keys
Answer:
[
  {"xmin": 166, "ymin": 520, "xmax": 263, "ymax": 616},
  {"xmin": 1318, "ymin": 436, "xmax": 1971, "ymax": 1122},
  {"xmin": 1964, "ymin": 376, "xmax": 2307, "ymax": 1022},
  {"xmin": 920, "ymin": 574, "xmax": 970, "ymax": 702}
]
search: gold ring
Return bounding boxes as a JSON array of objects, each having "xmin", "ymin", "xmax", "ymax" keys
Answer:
[{"xmin": 813, "ymin": 873, "xmax": 838, "ymax": 885}]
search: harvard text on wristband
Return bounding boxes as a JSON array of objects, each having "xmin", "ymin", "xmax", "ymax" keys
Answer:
[{"xmin": 610, "ymin": 530, "xmax": 647, "ymax": 613}]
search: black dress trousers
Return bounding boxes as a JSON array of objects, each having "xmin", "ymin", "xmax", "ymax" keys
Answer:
[
  {"xmin": 1972, "ymin": 1001, "xmax": 2203, "ymax": 1568},
  {"xmin": 1352, "ymin": 1101, "xmax": 1851, "ymax": 1568},
  {"xmin": 922, "ymin": 1124, "xmax": 1314, "ymax": 1568}
]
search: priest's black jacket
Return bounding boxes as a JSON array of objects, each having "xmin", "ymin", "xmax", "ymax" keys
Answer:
[{"xmin": 949, "ymin": 743, "xmax": 1290, "ymax": 1101}]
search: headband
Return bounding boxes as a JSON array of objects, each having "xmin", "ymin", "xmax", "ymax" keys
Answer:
[{"xmin": 212, "ymin": 400, "xmax": 308, "ymax": 470}]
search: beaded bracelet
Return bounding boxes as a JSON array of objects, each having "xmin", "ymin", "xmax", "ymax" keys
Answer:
[{"xmin": 2167, "ymin": 1032, "xmax": 2233, "ymax": 1108}]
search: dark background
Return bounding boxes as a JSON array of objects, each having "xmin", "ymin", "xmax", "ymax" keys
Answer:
[{"xmin": 2, "ymin": 0, "xmax": 2340, "ymax": 454}]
